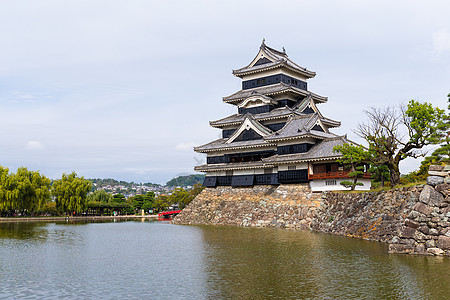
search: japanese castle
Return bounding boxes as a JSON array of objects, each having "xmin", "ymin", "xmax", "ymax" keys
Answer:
[{"xmin": 195, "ymin": 41, "xmax": 371, "ymax": 191}]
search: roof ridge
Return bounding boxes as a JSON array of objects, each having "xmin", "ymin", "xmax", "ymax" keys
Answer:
[{"xmin": 263, "ymin": 44, "xmax": 287, "ymax": 58}]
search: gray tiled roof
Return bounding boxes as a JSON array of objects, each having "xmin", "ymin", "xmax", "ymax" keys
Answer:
[
  {"xmin": 232, "ymin": 43, "xmax": 316, "ymax": 78},
  {"xmin": 262, "ymin": 136, "xmax": 347, "ymax": 164},
  {"xmin": 195, "ymin": 161, "xmax": 273, "ymax": 172},
  {"xmin": 194, "ymin": 138, "xmax": 276, "ymax": 153},
  {"xmin": 265, "ymin": 114, "xmax": 336, "ymax": 141},
  {"xmin": 321, "ymin": 117, "xmax": 341, "ymax": 128},
  {"xmin": 223, "ymin": 83, "xmax": 327, "ymax": 104},
  {"xmin": 210, "ymin": 107, "xmax": 295, "ymax": 127}
]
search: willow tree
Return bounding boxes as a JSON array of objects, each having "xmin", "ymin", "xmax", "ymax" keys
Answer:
[
  {"xmin": 356, "ymin": 99, "xmax": 445, "ymax": 186},
  {"xmin": 0, "ymin": 166, "xmax": 15, "ymax": 211},
  {"xmin": 0, "ymin": 166, "xmax": 51, "ymax": 213},
  {"xmin": 52, "ymin": 172, "xmax": 92, "ymax": 214},
  {"xmin": 13, "ymin": 167, "xmax": 51, "ymax": 213}
]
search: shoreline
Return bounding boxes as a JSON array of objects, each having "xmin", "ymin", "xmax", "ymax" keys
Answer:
[{"xmin": 0, "ymin": 215, "xmax": 158, "ymax": 223}]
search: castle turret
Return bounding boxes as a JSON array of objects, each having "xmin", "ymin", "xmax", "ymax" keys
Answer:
[{"xmin": 195, "ymin": 41, "xmax": 370, "ymax": 191}]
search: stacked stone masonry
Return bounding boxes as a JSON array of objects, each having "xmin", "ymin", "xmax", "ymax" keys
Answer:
[
  {"xmin": 174, "ymin": 165, "xmax": 450, "ymax": 255},
  {"xmin": 173, "ymin": 184, "xmax": 322, "ymax": 229}
]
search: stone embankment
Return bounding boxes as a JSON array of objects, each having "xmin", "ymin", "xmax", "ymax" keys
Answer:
[
  {"xmin": 174, "ymin": 165, "xmax": 450, "ymax": 255},
  {"xmin": 387, "ymin": 165, "xmax": 450, "ymax": 255},
  {"xmin": 173, "ymin": 184, "xmax": 321, "ymax": 229}
]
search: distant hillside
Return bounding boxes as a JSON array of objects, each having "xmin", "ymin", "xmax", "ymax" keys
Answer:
[
  {"xmin": 88, "ymin": 178, "xmax": 161, "ymax": 188},
  {"xmin": 166, "ymin": 174, "xmax": 205, "ymax": 187}
]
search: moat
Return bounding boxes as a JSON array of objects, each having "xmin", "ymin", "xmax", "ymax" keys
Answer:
[{"xmin": 0, "ymin": 220, "xmax": 448, "ymax": 299}]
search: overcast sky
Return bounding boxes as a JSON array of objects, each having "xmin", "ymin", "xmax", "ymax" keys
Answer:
[{"xmin": 0, "ymin": 0, "xmax": 449, "ymax": 184}]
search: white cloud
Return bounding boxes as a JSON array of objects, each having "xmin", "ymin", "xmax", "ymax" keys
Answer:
[
  {"xmin": 175, "ymin": 142, "xmax": 196, "ymax": 151},
  {"xmin": 25, "ymin": 141, "xmax": 45, "ymax": 151},
  {"xmin": 432, "ymin": 29, "xmax": 450, "ymax": 54}
]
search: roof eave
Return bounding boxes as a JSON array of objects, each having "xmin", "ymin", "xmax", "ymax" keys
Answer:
[
  {"xmin": 264, "ymin": 155, "xmax": 343, "ymax": 165},
  {"xmin": 223, "ymin": 85, "xmax": 327, "ymax": 104},
  {"xmin": 195, "ymin": 162, "xmax": 275, "ymax": 172},
  {"xmin": 194, "ymin": 142, "xmax": 278, "ymax": 153},
  {"xmin": 264, "ymin": 134, "xmax": 327, "ymax": 143},
  {"xmin": 232, "ymin": 63, "xmax": 316, "ymax": 79}
]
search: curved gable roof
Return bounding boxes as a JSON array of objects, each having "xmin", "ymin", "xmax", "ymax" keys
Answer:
[{"xmin": 232, "ymin": 40, "xmax": 316, "ymax": 79}]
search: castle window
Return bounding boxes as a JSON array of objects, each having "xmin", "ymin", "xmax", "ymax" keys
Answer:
[
  {"xmin": 288, "ymin": 166, "xmax": 296, "ymax": 170},
  {"xmin": 226, "ymin": 171, "xmax": 233, "ymax": 177},
  {"xmin": 264, "ymin": 168, "xmax": 273, "ymax": 174},
  {"xmin": 325, "ymin": 180, "xmax": 337, "ymax": 186}
]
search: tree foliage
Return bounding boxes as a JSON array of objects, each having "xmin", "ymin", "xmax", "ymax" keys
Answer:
[
  {"xmin": 112, "ymin": 194, "xmax": 126, "ymax": 203},
  {"xmin": 333, "ymin": 143, "xmax": 368, "ymax": 190},
  {"xmin": 0, "ymin": 166, "xmax": 51, "ymax": 213},
  {"xmin": 368, "ymin": 164, "xmax": 390, "ymax": 187},
  {"xmin": 356, "ymin": 99, "xmax": 446, "ymax": 186},
  {"xmin": 422, "ymin": 93, "xmax": 450, "ymax": 165},
  {"xmin": 88, "ymin": 190, "xmax": 113, "ymax": 203},
  {"xmin": 52, "ymin": 172, "xmax": 92, "ymax": 214}
]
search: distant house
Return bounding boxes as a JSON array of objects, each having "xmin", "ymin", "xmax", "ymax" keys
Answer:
[{"xmin": 195, "ymin": 41, "xmax": 370, "ymax": 191}]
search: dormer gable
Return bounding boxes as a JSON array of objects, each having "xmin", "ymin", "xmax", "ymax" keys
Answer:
[
  {"xmin": 226, "ymin": 117, "xmax": 272, "ymax": 144},
  {"xmin": 310, "ymin": 118, "xmax": 328, "ymax": 133},
  {"xmin": 238, "ymin": 94, "xmax": 276, "ymax": 109},
  {"xmin": 247, "ymin": 47, "xmax": 278, "ymax": 69},
  {"xmin": 294, "ymin": 95, "xmax": 323, "ymax": 117},
  {"xmin": 233, "ymin": 40, "xmax": 316, "ymax": 79}
]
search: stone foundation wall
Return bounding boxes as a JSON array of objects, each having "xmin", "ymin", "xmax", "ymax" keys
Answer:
[
  {"xmin": 174, "ymin": 166, "xmax": 450, "ymax": 255},
  {"xmin": 310, "ymin": 186, "xmax": 422, "ymax": 243},
  {"xmin": 173, "ymin": 184, "xmax": 322, "ymax": 229},
  {"xmin": 311, "ymin": 184, "xmax": 450, "ymax": 255}
]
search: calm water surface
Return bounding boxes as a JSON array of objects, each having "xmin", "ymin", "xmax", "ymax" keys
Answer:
[{"xmin": 0, "ymin": 220, "xmax": 448, "ymax": 299}]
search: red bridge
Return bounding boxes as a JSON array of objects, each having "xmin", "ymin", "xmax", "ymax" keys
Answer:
[{"xmin": 158, "ymin": 210, "xmax": 182, "ymax": 220}]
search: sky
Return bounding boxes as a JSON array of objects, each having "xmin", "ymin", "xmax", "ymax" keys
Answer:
[{"xmin": 0, "ymin": 0, "xmax": 449, "ymax": 184}]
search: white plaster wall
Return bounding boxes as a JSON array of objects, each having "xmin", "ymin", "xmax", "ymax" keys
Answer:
[
  {"xmin": 310, "ymin": 179, "xmax": 371, "ymax": 192},
  {"xmin": 233, "ymin": 169, "xmax": 256, "ymax": 175},
  {"xmin": 278, "ymin": 163, "xmax": 308, "ymax": 171}
]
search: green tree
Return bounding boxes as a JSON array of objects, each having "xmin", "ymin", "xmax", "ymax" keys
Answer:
[
  {"xmin": 52, "ymin": 172, "xmax": 92, "ymax": 214},
  {"xmin": 422, "ymin": 93, "xmax": 450, "ymax": 165},
  {"xmin": 0, "ymin": 166, "xmax": 15, "ymax": 211},
  {"xmin": 14, "ymin": 167, "xmax": 51, "ymax": 213},
  {"xmin": 141, "ymin": 201, "xmax": 153, "ymax": 213},
  {"xmin": 143, "ymin": 191, "xmax": 155, "ymax": 202},
  {"xmin": 112, "ymin": 194, "xmax": 126, "ymax": 203},
  {"xmin": 0, "ymin": 167, "xmax": 51, "ymax": 214},
  {"xmin": 168, "ymin": 188, "xmax": 191, "ymax": 209},
  {"xmin": 333, "ymin": 143, "xmax": 368, "ymax": 190},
  {"xmin": 131, "ymin": 195, "xmax": 144, "ymax": 210},
  {"xmin": 88, "ymin": 190, "xmax": 112, "ymax": 203},
  {"xmin": 356, "ymin": 99, "xmax": 446, "ymax": 186},
  {"xmin": 368, "ymin": 164, "xmax": 390, "ymax": 187},
  {"xmin": 153, "ymin": 195, "xmax": 169, "ymax": 213}
]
